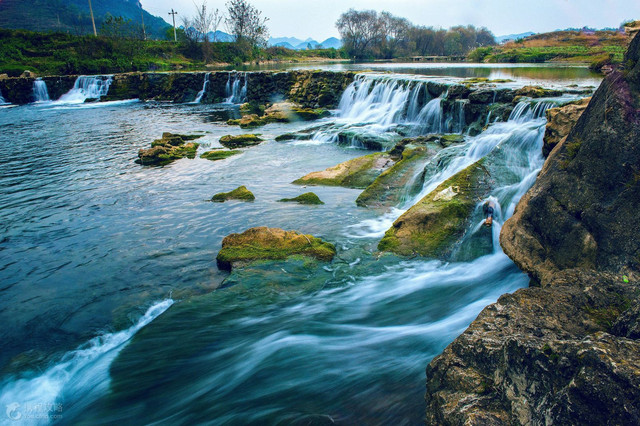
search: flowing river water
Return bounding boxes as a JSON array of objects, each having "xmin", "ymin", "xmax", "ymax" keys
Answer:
[{"xmin": 0, "ymin": 65, "xmax": 599, "ymax": 424}]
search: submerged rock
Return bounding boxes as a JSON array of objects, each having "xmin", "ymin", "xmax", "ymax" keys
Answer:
[
  {"xmin": 200, "ymin": 150, "xmax": 241, "ymax": 161},
  {"xmin": 293, "ymin": 152, "xmax": 395, "ymax": 189},
  {"xmin": 219, "ymin": 134, "xmax": 263, "ymax": 149},
  {"xmin": 216, "ymin": 227, "xmax": 336, "ymax": 271},
  {"xmin": 542, "ymin": 97, "xmax": 590, "ymax": 157},
  {"xmin": 278, "ymin": 192, "xmax": 324, "ymax": 205},
  {"xmin": 211, "ymin": 186, "xmax": 255, "ymax": 202},
  {"xmin": 227, "ymin": 114, "xmax": 266, "ymax": 128},
  {"xmin": 378, "ymin": 160, "xmax": 492, "ymax": 257},
  {"xmin": 136, "ymin": 132, "xmax": 203, "ymax": 166}
]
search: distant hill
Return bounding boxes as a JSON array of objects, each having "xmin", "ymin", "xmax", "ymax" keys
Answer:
[
  {"xmin": 0, "ymin": 0, "xmax": 170, "ymax": 39},
  {"xmin": 496, "ymin": 32, "xmax": 535, "ymax": 43},
  {"xmin": 269, "ymin": 36, "xmax": 342, "ymax": 50},
  {"xmin": 207, "ymin": 30, "xmax": 234, "ymax": 42}
]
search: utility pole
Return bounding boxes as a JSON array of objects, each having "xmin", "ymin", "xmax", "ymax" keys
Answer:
[
  {"xmin": 88, "ymin": 0, "xmax": 97, "ymax": 36},
  {"xmin": 141, "ymin": 9, "xmax": 147, "ymax": 41},
  {"xmin": 169, "ymin": 9, "xmax": 178, "ymax": 42}
]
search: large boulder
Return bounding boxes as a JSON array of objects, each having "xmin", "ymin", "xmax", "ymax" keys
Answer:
[
  {"xmin": 219, "ymin": 134, "xmax": 263, "ymax": 149},
  {"xmin": 542, "ymin": 97, "xmax": 590, "ymax": 157},
  {"xmin": 293, "ymin": 152, "xmax": 396, "ymax": 189},
  {"xmin": 425, "ymin": 32, "xmax": 640, "ymax": 424},
  {"xmin": 211, "ymin": 186, "xmax": 255, "ymax": 202},
  {"xmin": 378, "ymin": 160, "xmax": 492, "ymax": 257},
  {"xmin": 216, "ymin": 227, "xmax": 336, "ymax": 271}
]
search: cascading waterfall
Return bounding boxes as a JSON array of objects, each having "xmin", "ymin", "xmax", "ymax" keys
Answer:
[
  {"xmin": 194, "ymin": 73, "xmax": 211, "ymax": 103},
  {"xmin": 32, "ymin": 79, "xmax": 50, "ymax": 102},
  {"xmin": 58, "ymin": 75, "xmax": 113, "ymax": 104},
  {"xmin": 0, "ymin": 89, "xmax": 7, "ymax": 105},
  {"xmin": 225, "ymin": 72, "xmax": 247, "ymax": 104},
  {"xmin": 509, "ymin": 100, "xmax": 556, "ymax": 123}
]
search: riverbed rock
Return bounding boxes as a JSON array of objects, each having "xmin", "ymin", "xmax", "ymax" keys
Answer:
[
  {"xmin": 378, "ymin": 159, "xmax": 492, "ymax": 257},
  {"xmin": 219, "ymin": 134, "xmax": 263, "ymax": 149},
  {"xmin": 542, "ymin": 97, "xmax": 591, "ymax": 157},
  {"xmin": 216, "ymin": 227, "xmax": 336, "ymax": 271},
  {"xmin": 200, "ymin": 150, "xmax": 241, "ymax": 161},
  {"xmin": 136, "ymin": 132, "xmax": 203, "ymax": 166},
  {"xmin": 515, "ymin": 85, "xmax": 563, "ymax": 99},
  {"xmin": 211, "ymin": 186, "xmax": 255, "ymax": 202},
  {"xmin": 278, "ymin": 192, "xmax": 324, "ymax": 205},
  {"xmin": 293, "ymin": 152, "xmax": 396, "ymax": 189},
  {"xmin": 425, "ymin": 32, "xmax": 640, "ymax": 424},
  {"xmin": 227, "ymin": 114, "xmax": 267, "ymax": 128}
]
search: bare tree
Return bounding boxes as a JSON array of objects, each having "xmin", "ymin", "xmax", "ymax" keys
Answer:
[
  {"xmin": 212, "ymin": 8, "xmax": 224, "ymax": 42},
  {"xmin": 226, "ymin": 0, "xmax": 269, "ymax": 50},
  {"xmin": 336, "ymin": 9, "xmax": 382, "ymax": 59}
]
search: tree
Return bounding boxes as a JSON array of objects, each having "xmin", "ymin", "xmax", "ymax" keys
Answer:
[
  {"xmin": 336, "ymin": 9, "xmax": 382, "ymax": 59},
  {"xmin": 225, "ymin": 0, "xmax": 269, "ymax": 53},
  {"xmin": 379, "ymin": 11, "xmax": 409, "ymax": 58}
]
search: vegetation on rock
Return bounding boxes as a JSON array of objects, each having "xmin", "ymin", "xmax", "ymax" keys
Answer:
[
  {"xmin": 136, "ymin": 132, "xmax": 203, "ymax": 166},
  {"xmin": 278, "ymin": 192, "xmax": 324, "ymax": 205},
  {"xmin": 378, "ymin": 160, "xmax": 492, "ymax": 257},
  {"xmin": 543, "ymin": 97, "xmax": 590, "ymax": 156},
  {"xmin": 200, "ymin": 150, "xmax": 242, "ymax": 161},
  {"xmin": 293, "ymin": 152, "xmax": 395, "ymax": 189},
  {"xmin": 216, "ymin": 226, "xmax": 336, "ymax": 270},
  {"xmin": 211, "ymin": 185, "xmax": 255, "ymax": 202},
  {"xmin": 219, "ymin": 134, "xmax": 263, "ymax": 148}
]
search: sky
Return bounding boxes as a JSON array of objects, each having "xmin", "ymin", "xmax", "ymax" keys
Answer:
[{"xmin": 140, "ymin": 0, "xmax": 640, "ymax": 41}]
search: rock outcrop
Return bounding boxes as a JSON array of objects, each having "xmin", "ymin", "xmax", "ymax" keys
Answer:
[
  {"xmin": 200, "ymin": 150, "xmax": 241, "ymax": 161},
  {"xmin": 542, "ymin": 97, "xmax": 590, "ymax": 157},
  {"xmin": 211, "ymin": 186, "xmax": 255, "ymax": 202},
  {"xmin": 278, "ymin": 192, "xmax": 324, "ymax": 205},
  {"xmin": 425, "ymin": 32, "xmax": 640, "ymax": 425},
  {"xmin": 136, "ymin": 133, "xmax": 203, "ymax": 166},
  {"xmin": 219, "ymin": 134, "xmax": 263, "ymax": 149},
  {"xmin": 378, "ymin": 160, "xmax": 492, "ymax": 257},
  {"xmin": 293, "ymin": 152, "xmax": 396, "ymax": 189},
  {"xmin": 216, "ymin": 227, "xmax": 336, "ymax": 271}
]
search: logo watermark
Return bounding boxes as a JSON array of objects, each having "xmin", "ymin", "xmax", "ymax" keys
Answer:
[{"xmin": 5, "ymin": 402, "xmax": 63, "ymax": 422}]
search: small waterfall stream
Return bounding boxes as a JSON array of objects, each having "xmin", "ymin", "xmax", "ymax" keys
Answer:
[
  {"xmin": 58, "ymin": 76, "xmax": 113, "ymax": 103},
  {"xmin": 225, "ymin": 72, "xmax": 247, "ymax": 104},
  {"xmin": 194, "ymin": 73, "xmax": 211, "ymax": 103},
  {"xmin": 32, "ymin": 79, "xmax": 50, "ymax": 102},
  {"xmin": 0, "ymin": 89, "xmax": 7, "ymax": 105}
]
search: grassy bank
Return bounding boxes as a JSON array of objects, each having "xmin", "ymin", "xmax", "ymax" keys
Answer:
[
  {"xmin": 0, "ymin": 29, "xmax": 347, "ymax": 76},
  {"xmin": 470, "ymin": 30, "xmax": 628, "ymax": 67}
]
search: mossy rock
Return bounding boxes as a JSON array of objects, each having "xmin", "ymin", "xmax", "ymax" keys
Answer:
[
  {"xmin": 378, "ymin": 159, "xmax": 492, "ymax": 258},
  {"xmin": 211, "ymin": 185, "xmax": 255, "ymax": 202},
  {"xmin": 278, "ymin": 192, "xmax": 324, "ymax": 205},
  {"xmin": 201, "ymin": 150, "xmax": 241, "ymax": 161},
  {"xmin": 292, "ymin": 108, "xmax": 331, "ymax": 121},
  {"xmin": 226, "ymin": 114, "xmax": 267, "ymax": 128},
  {"xmin": 219, "ymin": 134, "xmax": 263, "ymax": 149},
  {"xmin": 515, "ymin": 85, "xmax": 563, "ymax": 99},
  {"xmin": 293, "ymin": 152, "xmax": 395, "ymax": 189},
  {"xmin": 216, "ymin": 227, "xmax": 336, "ymax": 271},
  {"xmin": 136, "ymin": 132, "xmax": 203, "ymax": 166}
]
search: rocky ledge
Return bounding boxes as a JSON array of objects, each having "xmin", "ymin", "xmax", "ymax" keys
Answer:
[{"xmin": 425, "ymin": 32, "xmax": 640, "ymax": 424}]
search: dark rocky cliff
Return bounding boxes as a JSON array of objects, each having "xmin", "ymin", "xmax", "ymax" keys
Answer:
[{"xmin": 425, "ymin": 33, "xmax": 640, "ymax": 424}]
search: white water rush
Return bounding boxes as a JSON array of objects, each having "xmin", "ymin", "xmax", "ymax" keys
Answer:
[{"xmin": 58, "ymin": 75, "xmax": 113, "ymax": 104}]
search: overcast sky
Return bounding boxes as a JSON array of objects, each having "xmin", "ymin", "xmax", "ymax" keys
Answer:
[{"xmin": 140, "ymin": 0, "xmax": 640, "ymax": 41}]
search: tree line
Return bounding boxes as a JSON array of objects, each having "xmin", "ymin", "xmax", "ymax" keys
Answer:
[{"xmin": 336, "ymin": 9, "xmax": 496, "ymax": 59}]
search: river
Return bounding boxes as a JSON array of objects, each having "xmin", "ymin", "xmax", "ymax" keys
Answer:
[{"xmin": 0, "ymin": 64, "xmax": 599, "ymax": 424}]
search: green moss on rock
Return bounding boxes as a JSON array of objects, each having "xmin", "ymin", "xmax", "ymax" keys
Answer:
[
  {"xmin": 219, "ymin": 134, "xmax": 263, "ymax": 149},
  {"xmin": 226, "ymin": 114, "xmax": 267, "ymax": 128},
  {"xmin": 211, "ymin": 185, "xmax": 255, "ymax": 202},
  {"xmin": 201, "ymin": 150, "xmax": 241, "ymax": 161},
  {"xmin": 136, "ymin": 132, "xmax": 204, "ymax": 166},
  {"xmin": 216, "ymin": 226, "xmax": 336, "ymax": 271},
  {"xmin": 278, "ymin": 192, "xmax": 324, "ymax": 205},
  {"xmin": 292, "ymin": 108, "xmax": 331, "ymax": 121},
  {"xmin": 293, "ymin": 152, "xmax": 395, "ymax": 189},
  {"xmin": 378, "ymin": 159, "xmax": 492, "ymax": 257}
]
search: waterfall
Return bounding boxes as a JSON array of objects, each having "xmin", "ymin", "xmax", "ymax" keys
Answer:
[
  {"xmin": 58, "ymin": 75, "xmax": 113, "ymax": 104},
  {"xmin": 32, "ymin": 78, "xmax": 50, "ymax": 102},
  {"xmin": 0, "ymin": 89, "xmax": 7, "ymax": 105},
  {"xmin": 509, "ymin": 101, "xmax": 556, "ymax": 123},
  {"xmin": 225, "ymin": 72, "xmax": 247, "ymax": 104},
  {"xmin": 194, "ymin": 73, "xmax": 211, "ymax": 103}
]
